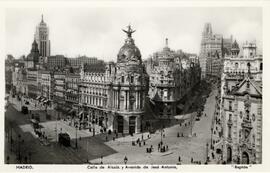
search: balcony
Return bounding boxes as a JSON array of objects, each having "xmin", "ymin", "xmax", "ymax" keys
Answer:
[{"xmin": 227, "ymin": 119, "xmax": 233, "ymax": 126}]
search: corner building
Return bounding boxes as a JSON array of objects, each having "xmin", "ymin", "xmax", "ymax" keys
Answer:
[
  {"xmin": 79, "ymin": 26, "xmax": 148, "ymax": 134},
  {"xmin": 111, "ymin": 26, "xmax": 148, "ymax": 134},
  {"xmin": 216, "ymin": 41, "xmax": 262, "ymax": 164}
]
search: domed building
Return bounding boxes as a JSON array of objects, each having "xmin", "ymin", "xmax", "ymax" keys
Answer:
[
  {"xmin": 79, "ymin": 25, "xmax": 148, "ymax": 135},
  {"xmin": 111, "ymin": 25, "xmax": 148, "ymax": 134}
]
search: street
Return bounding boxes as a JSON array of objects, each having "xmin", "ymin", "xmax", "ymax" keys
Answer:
[
  {"xmin": 5, "ymin": 84, "xmax": 217, "ymax": 164},
  {"xmin": 90, "ymin": 87, "xmax": 218, "ymax": 164}
]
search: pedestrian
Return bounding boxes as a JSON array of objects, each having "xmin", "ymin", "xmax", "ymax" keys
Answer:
[
  {"xmin": 124, "ymin": 156, "xmax": 128, "ymax": 164},
  {"xmin": 191, "ymin": 157, "xmax": 193, "ymax": 163},
  {"xmin": 166, "ymin": 145, "xmax": 168, "ymax": 151},
  {"xmin": 158, "ymin": 143, "xmax": 160, "ymax": 151},
  {"xmin": 178, "ymin": 156, "xmax": 181, "ymax": 162}
]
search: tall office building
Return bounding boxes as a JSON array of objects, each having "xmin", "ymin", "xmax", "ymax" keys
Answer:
[
  {"xmin": 34, "ymin": 15, "xmax": 51, "ymax": 58},
  {"xmin": 199, "ymin": 23, "xmax": 233, "ymax": 79}
]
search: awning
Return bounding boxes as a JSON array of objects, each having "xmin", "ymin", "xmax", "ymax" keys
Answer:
[
  {"xmin": 68, "ymin": 109, "xmax": 76, "ymax": 114},
  {"xmin": 177, "ymin": 104, "xmax": 184, "ymax": 110},
  {"xmin": 30, "ymin": 119, "xmax": 38, "ymax": 124}
]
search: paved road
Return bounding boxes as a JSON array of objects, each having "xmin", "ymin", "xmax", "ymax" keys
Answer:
[
  {"xmin": 90, "ymin": 88, "xmax": 218, "ymax": 164},
  {"xmin": 4, "ymin": 102, "xmax": 116, "ymax": 164},
  {"xmin": 5, "ymin": 84, "xmax": 217, "ymax": 164}
]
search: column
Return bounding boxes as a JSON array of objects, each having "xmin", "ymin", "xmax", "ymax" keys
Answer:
[
  {"xmin": 135, "ymin": 91, "xmax": 138, "ymax": 109},
  {"xmin": 123, "ymin": 115, "xmax": 129, "ymax": 134},
  {"xmin": 138, "ymin": 92, "xmax": 140, "ymax": 109},
  {"xmin": 127, "ymin": 91, "xmax": 130, "ymax": 111},
  {"xmin": 136, "ymin": 116, "xmax": 141, "ymax": 133},
  {"xmin": 125, "ymin": 91, "xmax": 127, "ymax": 110}
]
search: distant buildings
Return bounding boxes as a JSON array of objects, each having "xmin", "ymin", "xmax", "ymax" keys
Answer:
[
  {"xmin": 34, "ymin": 15, "xmax": 50, "ymax": 58},
  {"xmin": 205, "ymin": 51, "xmax": 223, "ymax": 80},
  {"xmin": 147, "ymin": 38, "xmax": 201, "ymax": 118},
  {"xmin": 214, "ymin": 41, "xmax": 262, "ymax": 164},
  {"xmin": 46, "ymin": 55, "xmax": 68, "ymax": 70},
  {"xmin": 199, "ymin": 23, "xmax": 233, "ymax": 79},
  {"xmin": 68, "ymin": 56, "xmax": 102, "ymax": 68}
]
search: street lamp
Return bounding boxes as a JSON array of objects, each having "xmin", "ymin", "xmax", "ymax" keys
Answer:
[
  {"xmin": 210, "ymin": 127, "xmax": 213, "ymax": 149},
  {"xmin": 206, "ymin": 142, "xmax": 209, "ymax": 163},
  {"xmin": 75, "ymin": 124, "xmax": 78, "ymax": 149},
  {"xmin": 17, "ymin": 134, "xmax": 22, "ymax": 163}
]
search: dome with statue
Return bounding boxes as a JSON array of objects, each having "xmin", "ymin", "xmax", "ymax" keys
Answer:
[{"xmin": 117, "ymin": 25, "xmax": 142, "ymax": 64}]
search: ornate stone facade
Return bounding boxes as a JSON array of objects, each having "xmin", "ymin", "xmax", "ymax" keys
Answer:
[
  {"xmin": 217, "ymin": 41, "xmax": 262, "ymax": 164},
  {"xmin": 199, "ymin": 23, "xmax": 233, "ymax": 79},
  {"xmin": 78, "ymin": 26, "xmax": 148, "ymax": 134},
  {"xmin": 148, "ymin": 39, "xmax": 201, "ymax": 118}
]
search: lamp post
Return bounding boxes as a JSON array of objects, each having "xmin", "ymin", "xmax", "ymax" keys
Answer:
[
  {"xmin": 210, "ymin": 127, "xmax": 213, "ymax": 149},
  {"xmin": 17, "ymin": 134, "xmax": 21, "ymax": 163},
  {"xmin": 206, "ymin": 142, "xmax": 209, "ymax": 163},
  {"xmin": 75, "ymin": 124, "xmax": 78, "ymax": 149}
]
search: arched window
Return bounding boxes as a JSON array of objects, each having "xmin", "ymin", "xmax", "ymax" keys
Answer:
[{"xmin": 235, "ymin": 62, "xmax": 239, "ymax": 69}]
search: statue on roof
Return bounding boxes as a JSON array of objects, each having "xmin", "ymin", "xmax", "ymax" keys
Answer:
[{"xmin": 122, "ymin": 25, "xmax": 136, "ymax": 38}]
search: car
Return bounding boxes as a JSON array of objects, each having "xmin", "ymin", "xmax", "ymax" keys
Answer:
[
  {"xmin": 196, "ymin": 117, "xmax": 200, "ymax": 121},
  {"xmin": 25, "ymin": 101, "xmax": 30, "ymax": 105},
  {"xmin": 21, "ymin": 106, "xmax": 28, "ymax": 114}
]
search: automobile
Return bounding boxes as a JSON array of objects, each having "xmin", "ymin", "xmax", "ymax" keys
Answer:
[
  {"xmin": 25, "ymin": 101, "xmax": 30, "ymax": 105},
  {"xmin": 196, "ymin": 117, "xmax": 200, "ymax": 121},
  {"xmin": 58, "ymin": 133, "xmax": 71, "ymax": 147},
  {"xmin": 21, "ymin": 106, "xmax": 28, "ymax": 114}
]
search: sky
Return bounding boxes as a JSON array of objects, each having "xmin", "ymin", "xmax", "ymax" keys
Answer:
[{"xmin": 5, "ymin": 7, "xmax": 262, "ymax": 61}]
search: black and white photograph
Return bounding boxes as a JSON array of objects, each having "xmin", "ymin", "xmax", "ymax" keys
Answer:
[{"xmin": 1, "ymin": 0, "xmax": 269, "ymax": 172}]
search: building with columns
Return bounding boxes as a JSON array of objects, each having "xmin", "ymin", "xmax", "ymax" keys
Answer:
[
  {"xmin": 214, "ymin": 41, "xmax": 262, "ymax": 164},
  {"xmin": 34, "ymin": 15, "xmax": 50, "ymax": 58},
  {"xmin": 78, "ymin": 26, "xmax": 148, "ymax": 134}
]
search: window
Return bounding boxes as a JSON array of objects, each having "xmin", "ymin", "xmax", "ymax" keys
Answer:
[
  {"xmin": 130, "ymin": 76, "xmax": 134, "ymax": 84},
  {"xmin": 229, "ymin": 114, "xmax": 232, "ymax": 121},
  {"xmin": 228, "ymin": 126, "xmax": 232, "ymax": 139},
  {"xmin": 247, "ymin": 81, "xmax": 250, "ymax": 89},
  {"xmin": 235, "ymin": 63, "xmax": 239, "ymax": 69},
  {"xmin": 121, "ymin": 76, "xmax": 124, "ymax": 83},
  {"xmin": 260, "ymin": 63, "xmax": 263, "ymax": 71},
  {"xmin": 229, "ymin": 101, "xmax": 232, "ymax": 111}
]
